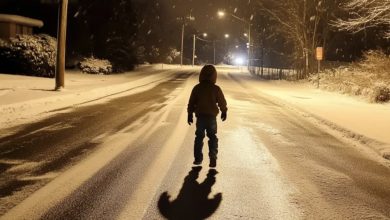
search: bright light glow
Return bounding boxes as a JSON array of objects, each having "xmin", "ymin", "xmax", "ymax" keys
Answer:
[
  {"xmin": 234, "ymin": 56, "xmax": 245, "ymax": 66},
  {"xmin": 217, "ymin": 11, "xmax": 225, "ymax": 17},
  {"xmin": 224, "ymin": 34, "xmax": 229, "ymax": 38},
  {"xmin": 244, "ymin": 33, "xmax": 248, "ymax": 37},
  {"xmin": 235, "ymin": 45, "xmax": 239, "ymax": 48},
  {"xmin": 203, "ymin": 33, "xmax": 208, "ymax": 37}
]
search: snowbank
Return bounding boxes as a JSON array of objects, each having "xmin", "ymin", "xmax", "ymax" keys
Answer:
[
  {"xmin": 311, "ymin": 51, "xmax": 390, "ymax": 103},
  {"xmin": 0, "ymin": 64, "xmax": 188, "ymax": 130},
  {"xmin": 248, "ymin": 79, "xmax": 390, "ymax": 160}
]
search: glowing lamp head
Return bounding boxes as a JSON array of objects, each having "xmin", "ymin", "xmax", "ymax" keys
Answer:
[
  {"xmin": 234, "ymin": 56, "xmax": 245, "ymax": 66},
  {"xmin": 217, "ymin": 11, "xmax": 225, "ymax": 18}
]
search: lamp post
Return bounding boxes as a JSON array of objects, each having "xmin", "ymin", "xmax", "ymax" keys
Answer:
[
  {"xmin": 181, "ymin": 24, "xmax": 184, "ymax": 66},
  {"xmin": 213, "ymin": 40, "xmax": 216, "ymax": 64},
  {"xmin": 192, "ymin": 33, "xmax": 210, "ymax": 66},
  {"xmin": 178, "ymin": 13, "xmax": 195, "ymax": 66},
  {"xmin": 217, "ymin": 10, "xmax": 252, "ymax": 69},
  {"xmin": 192, "ymin": 34, "xmax": 196, "ymax": 66}
]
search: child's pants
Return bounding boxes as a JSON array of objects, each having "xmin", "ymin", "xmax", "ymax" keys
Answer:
[{"xmin": 194, "ymin": 115, "xmax": 218, "ymax": 161}]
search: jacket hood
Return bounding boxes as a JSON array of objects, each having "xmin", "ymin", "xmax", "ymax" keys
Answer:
[{"xmin": 199, "ymin": 65, "xmax": 217, "ymax": 84}]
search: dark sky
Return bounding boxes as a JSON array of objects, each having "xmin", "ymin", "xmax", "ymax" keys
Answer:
[
  {"xmin": 0, "ymin": 0, "xmax": 253, "ymax": 53},
  {"xmin": 161, "ymin": 0, "xmax": 253, "ymax": 40},
  {"xmin": 1, "ymin": 0, "xmax": 388, "ymax": 62}
]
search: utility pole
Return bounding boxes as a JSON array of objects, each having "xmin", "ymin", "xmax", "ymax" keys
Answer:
[
  {"xmin": 55, "ymin": 0, "xmax": 68, "ymax": 90},
  {"xmin": 248, "ymin": 23, "xmax": 251, "ymax": 70},
  {"xmin": 213, "ymin": 40, "xmax": 216, "ymax": 65},
  {"xmin": 179, "ymin": 13, "xmax": 195, "ymax": 66},
  {"xmin": 261, "ymin": 28, "xmax": 265, "ymax": 77},
  {"xmin": 180, "ymin": 24, "xmax": 184, "ymax": 66},
  {"xmin": 192, "ymin": 34, "xmax": 196, "ymax": 66}
]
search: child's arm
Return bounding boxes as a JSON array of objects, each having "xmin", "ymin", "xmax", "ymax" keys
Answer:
[
  {"xmin": 187, "ymin": 87, "xmax": 197, "ymax": 125},
  {"xmin": 216, "ymin": 87, "xmax": 227, "ymax": 121}
]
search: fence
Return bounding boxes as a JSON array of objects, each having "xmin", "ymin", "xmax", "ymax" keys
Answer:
[
  {"xmin": 248, "ymin": 66, "xmax": 305, "ymax": 81},
  {"xmin": 248, "ymin": 61, "xmax": 349, "ymax": 81}
]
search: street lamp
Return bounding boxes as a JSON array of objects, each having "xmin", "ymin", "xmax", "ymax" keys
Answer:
[
  {"xmin": 192, "ymin": 32, "xmax": 210, "ymax": 66},
  {"xmin": 178, "ymin": 13, "xmax": 195, "ymax": 66},
  {"xmin": 192, "ymin": 33, "xmax": 219, "ymax": 65},
  {"xmin": 217, "ymin": 11, "xmax": 225, "ymax": 17},
  {"xmin": 217, "ymin": 10, "xmax": 252, "ymax": 69},
  {"xmin": 224, "ymin": 34, "xmax": 229, "ymax": 38}
]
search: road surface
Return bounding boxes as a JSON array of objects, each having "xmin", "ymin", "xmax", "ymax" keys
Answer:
[{"xmin": 1, "ymin": 68, "xmax": 390, "ymax": 219}]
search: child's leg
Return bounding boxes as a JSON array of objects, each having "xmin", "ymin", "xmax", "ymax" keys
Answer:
[
  {"xmin": 206, "ymin": 117, "xmax": 218, "ymax": 161},
  {"xmin": 194, "ymin": 117, "xmax": 206, "ymax": 162}
]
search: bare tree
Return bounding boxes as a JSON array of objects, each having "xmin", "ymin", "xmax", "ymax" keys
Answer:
[
  {"xmin": 255, "ymin": 0, "xmax": 337, "ymax": 76},
  {"xmin": 333, "ymin": 0, "xmax": 390, "ymax": 38}
]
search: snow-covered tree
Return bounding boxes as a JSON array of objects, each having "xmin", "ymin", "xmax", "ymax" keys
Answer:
[{"xmin": 333, "ymin": 0, "xmax": 390, "ymax": 38}]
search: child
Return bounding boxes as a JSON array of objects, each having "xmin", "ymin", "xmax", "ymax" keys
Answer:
[{"xmin": 187, "ymin": 65, "xmax": 227, "ymax": 168}]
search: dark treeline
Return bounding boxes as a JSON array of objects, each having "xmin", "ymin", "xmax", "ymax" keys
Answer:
[{"xmin": 0, "ymin": 0, "xmax": 181, "ymax": 71}]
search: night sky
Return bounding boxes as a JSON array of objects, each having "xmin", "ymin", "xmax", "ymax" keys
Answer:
[
  {"xmin": 0, "ymin": 0, "xmax": 254, "ymax": 60},
  {"xmin": 161, "ymin": 0, "xmax": 253, "ymax": 38},
  {"xmin": 0, "ymin": 0, "xmax": 388, "ymax": 64}
]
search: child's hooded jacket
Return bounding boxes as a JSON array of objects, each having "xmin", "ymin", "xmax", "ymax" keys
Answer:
[{"xmin": 187, "ymin": 66, "xmax": 227, "ymax": 117}]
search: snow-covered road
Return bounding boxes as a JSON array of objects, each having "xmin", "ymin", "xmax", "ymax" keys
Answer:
[{"xmin": 1, "ymin": 68, "xmax": 390, "ymax": 219}]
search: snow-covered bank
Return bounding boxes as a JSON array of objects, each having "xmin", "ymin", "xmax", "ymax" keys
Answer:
[
  {"xmin": 0, "ymin": 64, "xmax": 193, "ymax": 130},
  {"xmin": 310, "ymin": 51, "xmax": 390, "ymax": 103},
  {"xmin": 248, "ymin": 79, "xmax": 390, "ymax": 159}
]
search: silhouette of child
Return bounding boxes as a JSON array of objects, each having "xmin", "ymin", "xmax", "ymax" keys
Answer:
[{"xmin": 187, "ymin": 65, "xmax": 227, "ymax": 168}]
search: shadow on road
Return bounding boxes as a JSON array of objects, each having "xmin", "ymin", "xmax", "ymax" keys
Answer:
[{"xmin": 158, "ymin": 166, "xmax": 222, "ymax": 220}]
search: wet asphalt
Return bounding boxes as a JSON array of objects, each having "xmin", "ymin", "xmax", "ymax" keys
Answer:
[{"xmin": 0, "ymin": 71, "xmax": 193, "ymax": 215}]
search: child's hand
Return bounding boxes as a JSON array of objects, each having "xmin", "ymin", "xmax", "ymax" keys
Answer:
[
  {"xmin": 188, "ymin": 114, "xmax": 193, "ymax": 125},
  {"xmin": 221, "ymin": 112, "xmax": 227, "ymax": 121}
]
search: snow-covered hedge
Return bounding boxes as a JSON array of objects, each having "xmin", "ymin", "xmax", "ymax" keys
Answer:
[
  {"xmin": 312, "ymin": 50, "xmax": 390, "ymax": 103},
  {"xmin": 359, "ymin": 50, "xmax": 390, "ymax": 77},
  {"xmin": 0, "ymin": 34, "xmax": 56, "ymax": 77},
  {"xmin": 372, "ymin": 83, "xmax": 390, "ymax": 102},
  {"xmin": 79, "ymin": 57, "xmax": 113, "ymax": 74}
]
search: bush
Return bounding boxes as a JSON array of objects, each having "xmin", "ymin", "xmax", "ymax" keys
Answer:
[
  {"xmin": 359, "ymin": 50, "xmax": 390, "ymax": 77},
  {"xmin": 79, "ymin": 57, "xmax": 113, "ymax": 74},
  {"xmin": 0, "ymin": 34, "xmax": 56, "ymax": 77},
  {"xmin": 313, "ymin": 50, "xmax": 390, "ymax": 103},
  {"xmin": 372, "ymin": 83, "xmax": 390, "ymax": 103}
]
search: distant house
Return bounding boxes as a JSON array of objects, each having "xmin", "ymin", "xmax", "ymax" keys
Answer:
[{"xmin": 0, "ymin": 14, "xmax": 44, "ymax": 39}]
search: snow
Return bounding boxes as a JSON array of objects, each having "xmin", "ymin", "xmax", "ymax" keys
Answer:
[
  {"xmin": 1, "ymin": 65, "xmax": 390, "ymax": 218},
  {"xmin": 239, "ymin": 78, "xmax": 390, "ymax": 158},
  {"xmin": 215, "ymin": 66, "xmax": 390, "ymax": 158},
  {"xmin": 0, "ymin": 64, "xmax": 189, "ymax": 130},
  {"xmin": 250, "ymin": 82, "xmax": 390, "ymax": 143},
  {"xmin": 1, "ymin": 69, "xmax": 194, "ymax": 219},
  {"xmin": 1, "ymin": 64, "xmax": 389, "ymax": 158}
]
